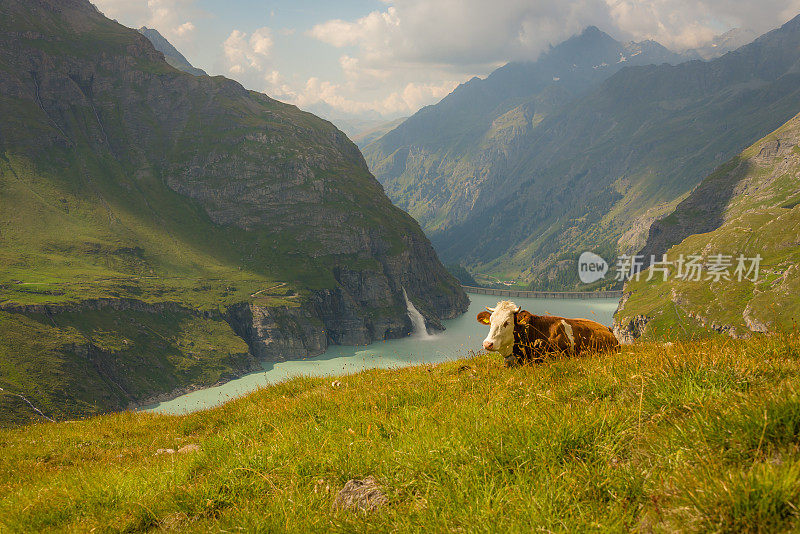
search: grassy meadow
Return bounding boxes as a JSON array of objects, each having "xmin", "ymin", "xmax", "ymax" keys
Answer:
[{"xmin": 2, "ymin": 333, "xmax": 800, "ymax": 532}]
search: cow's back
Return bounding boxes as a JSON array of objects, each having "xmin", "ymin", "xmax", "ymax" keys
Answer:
[
  {"xmin": 564, "ymin": 317, "xmax": 619, "ymax": 352},
  {"xmin": 519, "ymin": 314, "xmax": 618, "ymax": 357}
]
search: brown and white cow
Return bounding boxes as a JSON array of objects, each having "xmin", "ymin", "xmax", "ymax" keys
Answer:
[{"xmin": 476, "ymin": 300, "xmax": 619, "ymax": 366}]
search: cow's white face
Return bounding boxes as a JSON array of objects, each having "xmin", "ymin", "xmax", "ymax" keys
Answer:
[{"xmin": 476, "ymin": 300, "xmax": 520, "ymax": 358}]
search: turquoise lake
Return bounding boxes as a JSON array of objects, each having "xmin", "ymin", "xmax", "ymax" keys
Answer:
[{"xmin": 143, "ymin": 293, "xmax": 619, "ymax": 414}]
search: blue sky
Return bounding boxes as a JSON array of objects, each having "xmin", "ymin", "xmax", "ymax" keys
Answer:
[
  {"xmin": 191, "ymin": 0, "xmax": 382, "ymax": 77},
  {"xmin": 93, "ymin": 0, "xmax": 800, "ymax": 129}
]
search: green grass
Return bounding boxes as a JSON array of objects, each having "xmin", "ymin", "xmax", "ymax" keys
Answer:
[
  {"xmin": 0, "ymin": 307, "xmax": 256, "ymax": 427},
  {"xmin": 2, "ymin": 334, "xmax": 800, "ymax": 531}
]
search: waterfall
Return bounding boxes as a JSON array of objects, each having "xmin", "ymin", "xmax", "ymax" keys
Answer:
[{"xmin": 403, "ymin": 288, "xmax": 432, "ymax": 339}]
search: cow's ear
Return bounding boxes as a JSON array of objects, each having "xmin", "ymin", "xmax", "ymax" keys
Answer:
[
  {"xmin": 515, "ymin": 310, "xmax": 533, "ymax": 325},
  {"xmin": 476, "ymin": 311, "xmax": 491, "ymax": 325}
]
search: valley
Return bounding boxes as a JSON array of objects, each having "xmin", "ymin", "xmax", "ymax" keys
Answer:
[
  {"xmin": 2, "ymin": 2, "xmax": 800, "ymax": 531},
  {"xmin": 143, "ymin": 293, "xmax": 618, "ymax": 415}
]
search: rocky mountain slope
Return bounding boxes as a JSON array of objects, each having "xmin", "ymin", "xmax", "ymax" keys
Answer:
[
  {"xmin": 0, "ymin": 0, "xmax": 467, "ymax": 425},
  {"xmin": 137, "ymin": 26, "xmax": 207, "ymax": 76},
  {"xmin": 363, "ymin": 21, "xmax": 800, "ymax": 290},
  {"xmin": 615, "ymin": 112, "xmax": 800, "ymax": 341}
]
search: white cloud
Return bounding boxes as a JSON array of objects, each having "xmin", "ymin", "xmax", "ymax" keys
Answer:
[
  {"xmin": 309, "ymin": 1, "xmax": 615, "ymax": 68},
  {"xmin": 292, "ymin": 0, "xmax": 800, "ymax": 120},
  {"xmin": 606, "ymin": 0, "xmax": 800, "ymax": 49},
  {"xmin": 95, "ymin": 0, "xmax": 800, "ymax": 122},
  {"xmin": 310, "ymin": 7, "xmax": 401, "ymax": 50},
  {"xmin": 309, "ymin": 0, "xmax": 800, "ymax": 66},
  {"xmin": 223, "ymin": 27, "xmax": 274, "ymax": 76},
  {"xmin": 288, "ymin": 77, "xmax": 458, "ymax": 116},
  {"xmin": 175, "ymin": 21, "xmax": 195, "ymax": 37},
  {"xmin": 250, "ymin": 27, "xmax": 274, "ymax": 56},
  {"xmin": 93, "ymin": 0, "xmax": 198, "ymax": 44}
]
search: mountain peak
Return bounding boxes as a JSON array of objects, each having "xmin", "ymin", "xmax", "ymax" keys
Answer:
[
  {"xmin": 682, "ymin": 26, "xmax": 758, "ymax": 60},
  {"xmin": 137, "ymin": 26, "xmax": 207, "ymax": 76},
  {"xmin": 573, "ymin": 25, "xmax": 614, "ymax": 43},
  {"xmin": 782, "ymin": 12, "xmax": 800, "ymax": 30},
  {"xmin": 548, "ymin": 25, "xmax": 622, "ymax": 57}
]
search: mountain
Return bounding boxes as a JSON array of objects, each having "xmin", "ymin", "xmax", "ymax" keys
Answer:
[
  {"xmin": 0, "ymin": 0, "xmax": 467, "ymax": 425},
  {"xmin": 363, "ymin": 27, "xmax": 685, "ymax": 232},
  {"xmin": 137, "ymin": 26, "xmax": 207, "ymax": 76},
  {"xmin": 683, "ymin": 28, "xmax": 759, "ymax": 61},
  {"xmin": 615, "ymin": 112, "xmax": 800, "ymax": 341},
  {"xmin": 365, "ymin": 17, "xmax": 800, "ymax": 290}
]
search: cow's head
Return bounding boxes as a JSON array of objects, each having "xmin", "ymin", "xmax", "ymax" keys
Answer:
[{"xmin": 476, "ymin": 300, "xmax": 523, "ymax": 358}]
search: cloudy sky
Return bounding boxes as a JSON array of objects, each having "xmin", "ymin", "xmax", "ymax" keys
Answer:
[{"xmin": 93, "ymin": 0, "xmax": 800, "ymax": 124}]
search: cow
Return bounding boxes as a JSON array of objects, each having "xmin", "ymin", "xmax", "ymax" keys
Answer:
[{"xmin": 476, "ymin": 300, "xmax": 619, "ymax": 366}]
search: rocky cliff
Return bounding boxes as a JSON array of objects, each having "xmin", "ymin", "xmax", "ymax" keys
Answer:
[{"xmin": 0, "ymin": 0, "xmax": 467, "ymax": 425}]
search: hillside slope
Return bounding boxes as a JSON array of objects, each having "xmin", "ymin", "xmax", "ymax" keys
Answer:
[
  {"xmin": 615, "ymin": 112, "xmax": 800, "ymax": 341},
  {"xmin": 366, "ymin": 19, "xmax": 800, "ymax": 290},
  {"xmin": 2, "ymin": 336, "xmax": 800, "ymax": 531},
  {"xmin": 0, "ymin": 0, "xmax": 467, "ymax": 425}
]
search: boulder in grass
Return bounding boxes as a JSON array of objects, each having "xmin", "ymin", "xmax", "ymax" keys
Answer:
[{"xmin": 333, "ymin": 476, "xmax": 388, "ymax": 512}]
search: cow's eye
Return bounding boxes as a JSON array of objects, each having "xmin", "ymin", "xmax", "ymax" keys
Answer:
[{"xmin": 503, "ymin": 321, "xmax": 509, "ymax": 328}]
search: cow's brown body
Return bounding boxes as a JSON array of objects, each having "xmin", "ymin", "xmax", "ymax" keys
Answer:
[{"xmin": 508, "ymin": 311, "xmax": 619, "ymax": 366}]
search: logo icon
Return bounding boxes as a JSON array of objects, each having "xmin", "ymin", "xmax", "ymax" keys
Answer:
[{"xmin": 578, "ymin": 251, "xmax": 608, "ymax": 284}]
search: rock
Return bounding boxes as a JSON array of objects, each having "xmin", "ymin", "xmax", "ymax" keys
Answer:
[
  {"xmin": 743, "ymin": 303, "xmax": 770, "ymax": 333},
  {"xmin": 227, "ymin": 303, "xmax": 328, "ymax": 363},
  {"xmin": 757, "ymin": 139, "xmax": 781, "ymax": 159},
  {"xmin": 613, "ymin": 314, "xmax": 650, "ymax": 344},
  {"xmin": 333, "ymin": 476, "xmax": 388, "ymax": 512}
]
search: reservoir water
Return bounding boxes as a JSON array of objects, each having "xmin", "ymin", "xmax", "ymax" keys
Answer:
[{"xmin": 143, "ymin": 293, "xmax": 619, "ymax": 415}]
